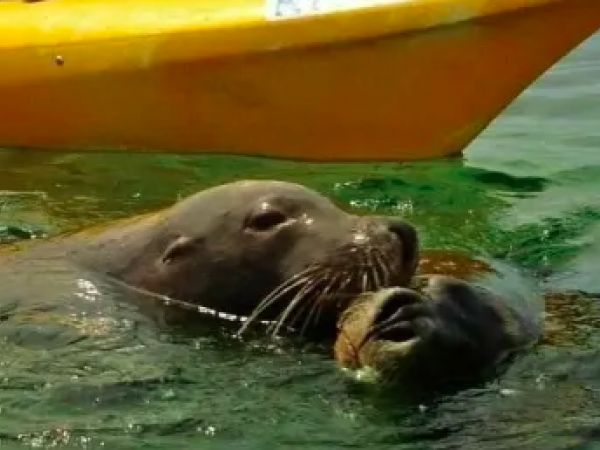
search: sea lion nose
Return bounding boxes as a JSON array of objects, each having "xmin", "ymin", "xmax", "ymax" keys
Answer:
[{"xmin": 386, "ymin": 218, "xmax": 419, "ymax": 268}]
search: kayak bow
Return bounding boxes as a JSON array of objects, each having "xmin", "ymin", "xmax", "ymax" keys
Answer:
[{"xmin": 1, "ymin": 0, "xmax": 599, "ymax": 160}]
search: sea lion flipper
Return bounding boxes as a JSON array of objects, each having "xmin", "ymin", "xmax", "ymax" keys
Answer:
[
  {"xmin": 335, "ymin": 276, "xmax": 540, "ymax": 386},
  {"xmin": 412, "ymin": 275, "xmax": 539, "ymax": 379}
]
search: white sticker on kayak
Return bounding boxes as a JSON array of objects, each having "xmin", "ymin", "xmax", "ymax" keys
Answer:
[{"xmin": 266, "ymin": 0, "xmax": 402, "ymax": 20}]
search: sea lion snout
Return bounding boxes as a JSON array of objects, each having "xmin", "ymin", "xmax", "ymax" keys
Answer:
[
  {"xmin": 334, "ymin": 288, "xmax": 425, "ymax": 371},
  {"xmin": 343, "ymin": 216, "xmax": 419, "ymax": 288},
  {"xmin": 386, "ymin": 218, "xmax": 419, "ymax": 272},
  {"xmin": 232, "ymin": 188, "xmax": 420, "ymax": 293},
  {"xmin": 376, "ymin": 217, "xmax": 419, "ymax": 282},
  {"xmin": 234, "ymin": 211, "xmax": 421, "ymax": 336}
]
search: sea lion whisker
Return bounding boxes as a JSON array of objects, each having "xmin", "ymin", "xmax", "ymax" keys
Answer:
[
  {"xmin": 267, "ymin": 293, "xmax": 304, "ymax": 337},
  {"xmin": 375, "ymin": 249, "xmax": 391, "ymax": 288},
  {"xmin": 367, "ymin": 249, "xmax": 379, "ymax": 289},
  {"xmin": 361, "ymin": 249, "xmax": 376, "ymax": 292},
  {"xmin": 380, "ymin": 248, "xmax": 402, "ymax": 285},
  {"xmin": 294, "ymin": 273, "xmax": 341, "ymax": 335},
  {"xmin": 298, "ymin": 276, "xmax": 339, "ymax": 337},
  {"xmin": 268, "ymin": 275, "xmax": 326, "ymax": 337},
  {"xmin": 348, "ymin": 266, "xmax": 363, "ymax": 295},
  {"xmin": 265, "ymin": 265, "xmax": 321, "ymax": 295},
  {"xmin": 334, "ymin": 274, "xmax": 355, "ymax": 308},
  {"xmin": 256, "ymin": 275, "xmax": 309, "ymax": 314},
  {"xmin": 311, "ymin": 277, "xmax": 344, "ymax": 332},
  {"xmin": 375, "ymin": 246, "xmax": 393, "ymax": 265},
  {"xmin": 286, "ymin": 294, "xmax": 315, "ymax": 329},
  {"xmin": 238, "ymin": 281, "xmax": 308, "ymax": 335},
  {"xmin": 291, "ymin": 275, "xmax": 340, "ymax": 337},
  {"xmin": 373, "ymin": 249, "xmax": 391, "ymax": 287},
  {"xmin": 341, "ymin": 272, "xmax": 353, "ymax": 289},
  {"xmin": 366, "ymin": 248, "xmax": 382, "ymax": 290},
  {"xmin": 299, "ymin": 298, "xmax": 322, "ymax": 337},
  {"xmin": 310, "ymin": 274, "xmax": 342, "ymax": 326},
  {"xmin": 362, "ymin": 271, "xmax": 370, "ymax": 293},
  {"xmin": 237, "ymin": 268, "xmax": 319, "ymax": 335},
  {"xmin": 285, "ymin": 272, "xmax": 335, "ymax": 329},
  {"xmin": 310, "ymin": 301, "xmax": 327, "ymax": 335}
]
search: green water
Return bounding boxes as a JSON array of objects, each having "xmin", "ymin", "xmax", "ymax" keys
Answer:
[{"xmin": 1, "ymin": 34, "xmax": 600, "ymax": 449}]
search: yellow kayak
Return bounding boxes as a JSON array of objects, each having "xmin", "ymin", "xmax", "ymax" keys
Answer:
[{"xmin": 0, "ymin": 0, "xmax": 599, "ymax": 161}]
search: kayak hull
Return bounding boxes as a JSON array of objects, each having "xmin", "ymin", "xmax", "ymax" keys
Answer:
[{"xmin": 0, "ymin": 0, "xmax": 599, "ymax": 161}]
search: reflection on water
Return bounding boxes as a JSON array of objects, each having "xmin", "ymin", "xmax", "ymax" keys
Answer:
[{"xmin": 0, "ymin": 34, "xmax": 599, "ymax": 450}]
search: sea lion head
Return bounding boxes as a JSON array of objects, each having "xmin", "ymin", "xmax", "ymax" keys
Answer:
[
  {"xmin": 333, "ymin": 273, "xmax": 537, "ymax": 387},
  {"xmin": 112, "ymin": 180, "xmax": 418, "ymax": 335}
]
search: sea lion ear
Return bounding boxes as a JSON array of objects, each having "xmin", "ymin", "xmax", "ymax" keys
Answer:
[{"xmin": 160, "ymin": 235, "xmax": 197, "ymax": 265}]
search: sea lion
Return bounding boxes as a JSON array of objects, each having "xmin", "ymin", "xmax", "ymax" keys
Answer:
[
  {"xmin": 334, "ymin": 251, "xmax": 542, "ymax": 386},
  {"xmin": 1, "ymin": 180, "xmax": 418, "ymax": 336}
]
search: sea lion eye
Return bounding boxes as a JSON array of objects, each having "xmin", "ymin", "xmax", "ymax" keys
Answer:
[{"xmin": 245, "ymin": 210, "xmax": 288, "ymax": 232}]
